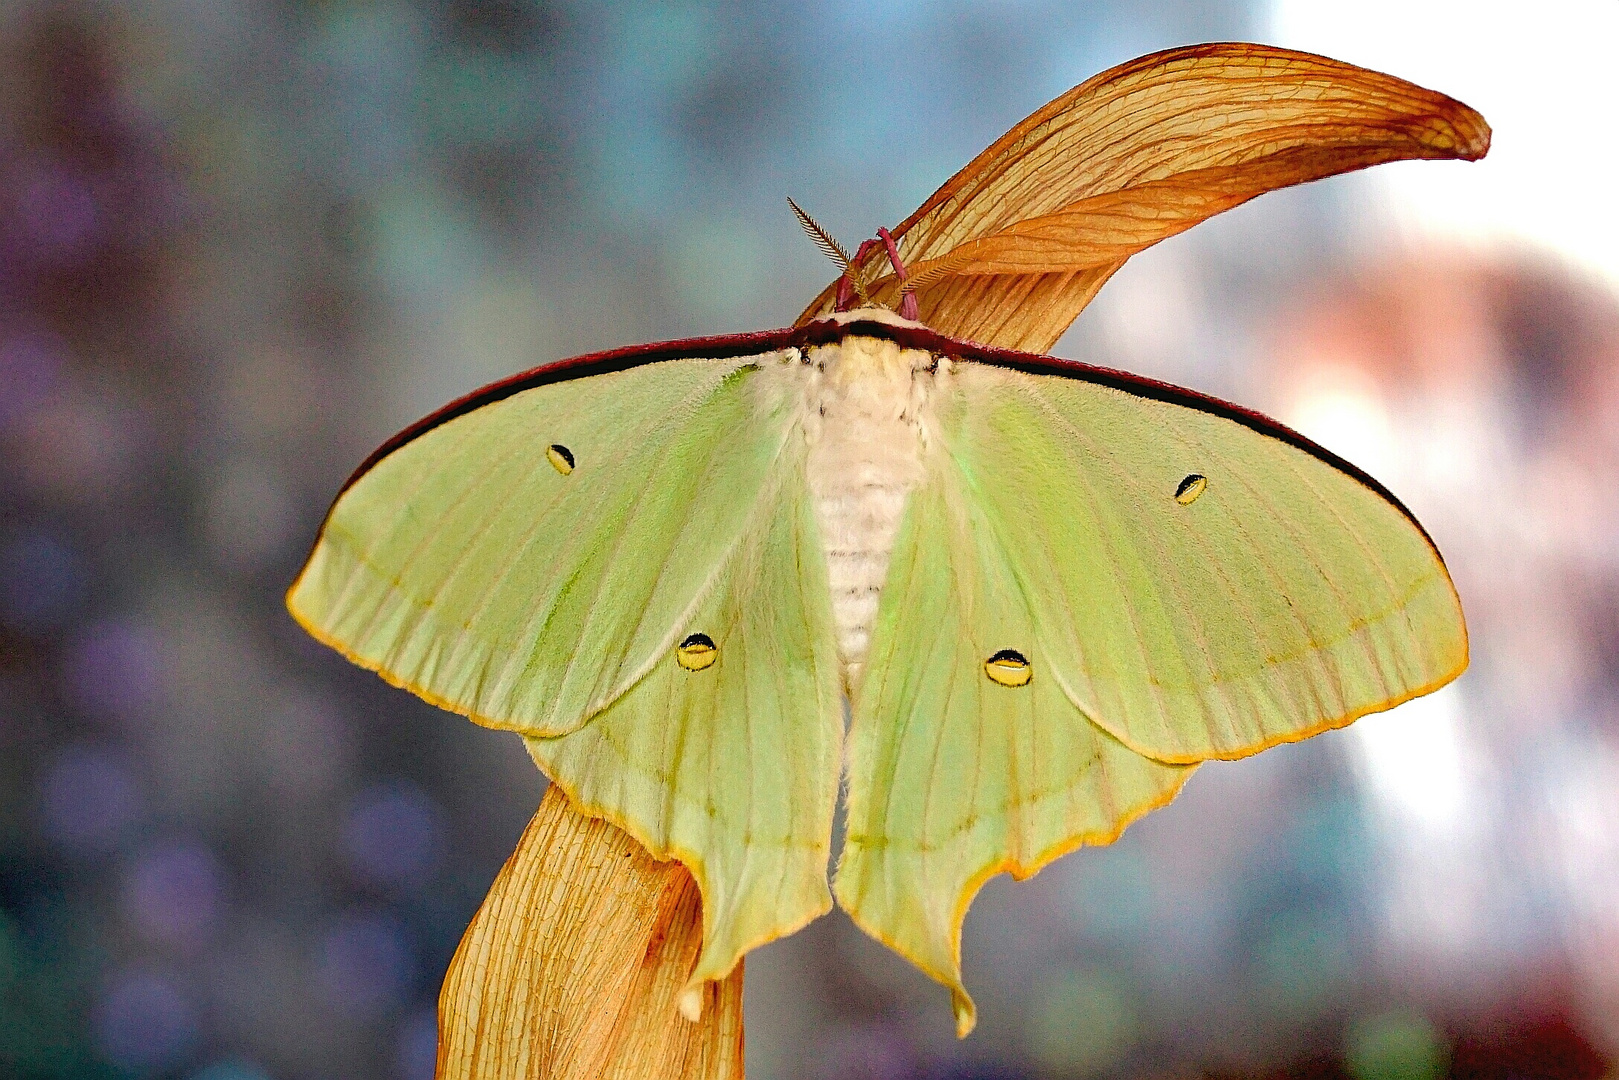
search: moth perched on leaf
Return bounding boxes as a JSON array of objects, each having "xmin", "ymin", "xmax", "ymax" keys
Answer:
[{"xmin": 288, "ymin": 43, "xmax": 1487, "ymax": 1041}]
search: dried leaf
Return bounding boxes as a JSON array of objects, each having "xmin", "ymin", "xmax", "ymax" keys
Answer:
[
  {"xmin": 437, "ymin": 785, "xmax": 744, "ymax": 1080},
  {"xmin": 912, "ymin": 264, "xmax": 1124, "ymax": 356},
  {"xmin": 797, "ymin": 42, "xmax": 1490, "ymax": 352}
]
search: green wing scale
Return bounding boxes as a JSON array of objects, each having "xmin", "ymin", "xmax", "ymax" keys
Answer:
[
  {"xmin": 289, "ymin": 317, "xmax": 1466, "ymax": 1034},
  {"xmin": 292, "ymin": 352, "xmax": 798, "ymax": 739},
  {"xmin": 928, "ymin": 359, "xmax": 1468, "ymax": 764},
  {"xmin": 833, "ymin": 339, "xmax": 1465, "ymax": 1033},
  {"xmin": 288, "ymin": 343, "xmax": 845, "ymax": 994},
  {"xmin": 525, "ymin": 450, "xmax": 843, "ymax": 991},
  {"xmin": 836, "ymin": 449, "xmax": 1195, "ymax": 1036}
]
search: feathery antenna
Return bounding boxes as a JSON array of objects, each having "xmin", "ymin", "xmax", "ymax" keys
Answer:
[
  {"xmin": 787, "ymin": 197, "xmax": 871, "ymax": 305},
  {"xmin": 787, "ymin": 197, "xmax": 851, "ymax": 267}
]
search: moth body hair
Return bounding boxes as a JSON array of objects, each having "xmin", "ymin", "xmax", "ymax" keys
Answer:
[{"xmin": 771, "ymin": 330, "xmax": 938, "ymax": 692}]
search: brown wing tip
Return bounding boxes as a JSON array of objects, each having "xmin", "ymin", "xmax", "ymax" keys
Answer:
[
  {"xmin": 1454, "ymin": 104, "xmax": 1492, "ymax": 160},
  {"xmin": 1149, "ymin": 42, "xmax": 1493, "ymax": 165}
]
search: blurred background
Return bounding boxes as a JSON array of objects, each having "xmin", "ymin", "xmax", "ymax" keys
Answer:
[{"xmin": 2, "ymin": 1, "xmax": 1616, "ymax": 1078}]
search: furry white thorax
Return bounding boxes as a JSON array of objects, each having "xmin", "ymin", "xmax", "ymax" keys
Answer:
[{"xmin": 793, "ymin": 324, "xmax": 940, "ymax": 689}]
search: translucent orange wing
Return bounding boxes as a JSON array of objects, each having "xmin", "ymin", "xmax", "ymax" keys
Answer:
[{"xmin": 796, "ymin": 42, "xmax": 1489, "ymax": 352}]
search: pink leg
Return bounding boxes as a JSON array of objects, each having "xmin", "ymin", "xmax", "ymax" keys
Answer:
[{"xmin": 876, "ymin": 227, "xmax": 918, "ymax": 320}]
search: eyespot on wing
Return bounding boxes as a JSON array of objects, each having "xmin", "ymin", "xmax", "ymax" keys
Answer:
[
  {"xmin": 546, "ymin": 443, "xmax": 576, "ymax": 475},
  {"xmin": 677, "ymin": 632, "xmax": 718, "ymax": 671},
  {"xmin": 984, "ymin": 649, "xmax": 1032, "ymax": 687},
  {"xmin": 1174, "ymin": 473, "xmax": 1206, "ymax": 504}
]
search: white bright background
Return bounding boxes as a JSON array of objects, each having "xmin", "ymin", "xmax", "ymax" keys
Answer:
[{"xmin": 1271, "ymin": 0, "xmax": 1619, "ymax": 291}]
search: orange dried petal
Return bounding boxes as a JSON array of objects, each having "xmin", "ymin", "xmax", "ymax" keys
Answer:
[
  {"xmin": 798, "ymin": 42, "xmax": 1489, "ymax": 352},
  {"xmin": 437, "ymin": 785, "xmax": 744, "ymax": 1080}
]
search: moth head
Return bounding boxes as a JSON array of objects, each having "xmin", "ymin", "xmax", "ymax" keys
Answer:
[{"xmin": 788, "ymin": 198, "xmax": 921, "ymax": 322}]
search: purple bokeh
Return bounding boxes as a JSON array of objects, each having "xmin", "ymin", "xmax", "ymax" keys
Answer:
[
  {"xmin": 819, "ymin": 1023, "xmax": 917, "ymax": 1080},
  {"xmin": 316, "ymin": 909, "xmax": 417, "ymax": 1018},
  {"xmin": 340, "ymin": 781, "xmax": 448, "ymax": 891},
  {"xmin": 262, "ymin": 692, "xmax": 354, "ymax": 802},
  {"xmin": 0, "ymin": 330, "xmax": 64, "ymax": 429},
  {"xmin": 62, "ymin": 615, "xmax": 161, "ymax": 728},
  {"xmin": 0, "ymin": 529, "xmax": 85, "ymax": 633},
  {"xmin": 35, "ymin": 742, "xmax": 143, "ymax": 854},
  {"xmin": 122, "ymin": 839, "xmax": 225, "ymax": 951},
  {"xmin": 395, "ymin": 1004, "xmax": 438, "ymax": 1080},
  {"xmin": 16, "ymin": 162, "xmax": 101, "ymax": 262},
  {"xmin": 92, "ymin": 964, "xmax": 200, "ymax": 1074}
]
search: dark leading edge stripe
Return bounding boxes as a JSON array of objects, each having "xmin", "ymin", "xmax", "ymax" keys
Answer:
[{"xmin": 321, "ymin": 316, "xmax": 1442, "ymax": 562}]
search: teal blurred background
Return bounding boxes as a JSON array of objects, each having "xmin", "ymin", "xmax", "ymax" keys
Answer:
[{"xmin": 2, "ymin": 2, "xmax": 1616, "ymax": 1078}]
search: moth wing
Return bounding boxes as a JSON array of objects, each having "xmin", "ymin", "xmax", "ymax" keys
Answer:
[
  {"xmin": 938, "ymin": 357, "xmax": 1468, "ymax": 764},
  {"xmin": 289, "ymin": 348, "xmax": 802, "ymax": 738},
  {"xmin": 527, "ymin": 451, "xmax": 842, "ymax": 992},
  {"xmin": 835, "ymin": 449, "xmax": 1193, "ymax": 1037},
  {"xmin": 290, "ymin": 343, "xmax": 845, "ymax": 991}
]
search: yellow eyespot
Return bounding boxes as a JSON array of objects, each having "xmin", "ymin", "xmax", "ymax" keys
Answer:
[
  {"xmin": 1174, "ymin": 473, "xmax": 1206, "ymax": 505},
  {"xmin": 984, "ymin": 649, "xmax": 1031, "ymax": 687},
  {"xmin": 676, "ymin": 633, "xmax": 717, "ymax": 671},
  {"xmin": 547, "ymin": 444, "xmax": 576, "ymax": 475}
]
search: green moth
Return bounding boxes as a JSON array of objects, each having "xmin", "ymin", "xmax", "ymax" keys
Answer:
[{"xmin": 288, "ymin": 43, "xmax": 1488, "ymax": 1037}]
